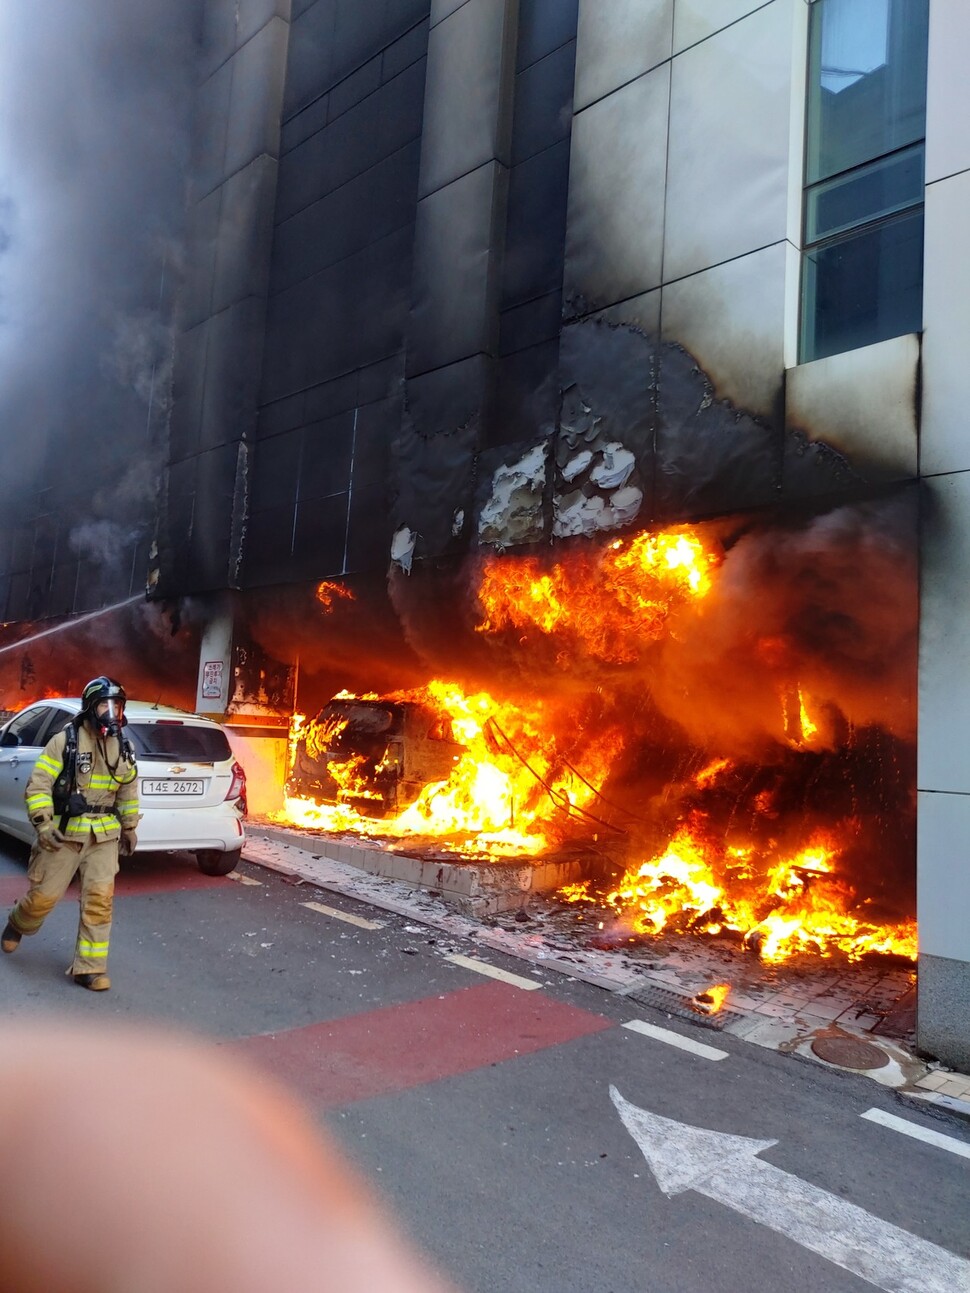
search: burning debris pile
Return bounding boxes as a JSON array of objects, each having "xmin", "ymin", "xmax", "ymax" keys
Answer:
[{"xmin": 275, "ymin": 495, "xmax": 918, "ymax": 967}]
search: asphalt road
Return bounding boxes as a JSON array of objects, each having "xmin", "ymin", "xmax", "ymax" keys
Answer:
[{"xmin": 0, "ymin": 837, "xmax": 967, "ymax": 1293}]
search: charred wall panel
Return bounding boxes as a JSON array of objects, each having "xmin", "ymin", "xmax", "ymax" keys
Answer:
[{"xmin": 247, "ymin": 2, "xmax": 431, "ymax": 588}]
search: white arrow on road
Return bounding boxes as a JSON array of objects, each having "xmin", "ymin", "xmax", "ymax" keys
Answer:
[{"xmin": 610, "ymin": 1086, "xmax": 970, "ymax": 1293}]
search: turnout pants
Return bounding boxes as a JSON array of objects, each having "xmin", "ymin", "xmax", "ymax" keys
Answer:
[{"xmin": 8, "ymin": 832, "xmax": 120, "ymax": 974}]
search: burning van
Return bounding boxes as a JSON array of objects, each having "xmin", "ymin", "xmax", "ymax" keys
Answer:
[{"xmin": 287, "ymin": 695, "xmax": 465, "ymax": 817}]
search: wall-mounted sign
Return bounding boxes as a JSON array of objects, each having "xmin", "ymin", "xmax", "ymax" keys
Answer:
[{"xmin": 201, "ymin": 660, "xmax": 224, "ymax": 700}]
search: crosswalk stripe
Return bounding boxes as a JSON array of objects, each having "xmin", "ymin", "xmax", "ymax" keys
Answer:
[
  {"xmin": 622, "ymin": 1018, "xmax": 728, "ymax": 1061},
  {"xmin": 861, "ymin": 1107, "xmax": 970, "ymax": 1160},
  {"xmin": 444, "ymin": 952, "xmax": 542, "ymax": 991},
  {"xmin": 301, "ymin": 901, "xmax": 385, "ymax": 930}
]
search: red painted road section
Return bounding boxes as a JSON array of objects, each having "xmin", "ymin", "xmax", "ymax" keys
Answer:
[{"xmin": 234, "ymin": 979, "xmax": 614, "ymax": 1107}]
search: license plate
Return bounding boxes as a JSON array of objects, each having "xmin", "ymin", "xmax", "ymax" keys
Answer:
[{"xmin": 141, "ymin": 779, "xmax": 205, "ymax": 796}]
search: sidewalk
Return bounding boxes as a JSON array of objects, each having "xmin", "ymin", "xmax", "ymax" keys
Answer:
[{"xmin": 241, "ymin": 824, "xmax": 970, "ymax": 1123}]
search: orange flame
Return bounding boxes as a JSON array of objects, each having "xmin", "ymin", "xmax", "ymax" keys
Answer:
[
  {"xmin": 561, "ymin": 826, "xmax": 916, "ymax": 963},
  {"xmin": 275, "ymin": 520, "xmax": 916, "ymax": 966},
  {"xmin": 315, "ymin": 581, "xmax": 356, "ymax": 611},
  {"xmin": 277, "ymin": 679, "xmax": 624, "ymax": 858},
  {"xmin": 476, "ymin": 527, "xmax": 719, "ymax": 664}
]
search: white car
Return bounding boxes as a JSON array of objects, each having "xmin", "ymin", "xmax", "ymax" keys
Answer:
[{"xmin": 0, "ymin": 699, "xmax": 246, "ymax": 875}]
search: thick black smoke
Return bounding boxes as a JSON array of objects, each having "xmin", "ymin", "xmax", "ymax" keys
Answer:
[{"xmin": 0, "ymin": 2, "xmax": 200, "ymax": 559}]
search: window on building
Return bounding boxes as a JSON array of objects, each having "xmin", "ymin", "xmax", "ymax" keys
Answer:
[{"xmin": 800, "ymin": 0, "xmax": 929, "ymax": 364}]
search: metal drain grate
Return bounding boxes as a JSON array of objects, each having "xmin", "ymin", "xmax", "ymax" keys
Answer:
[{"xmin": 626, "ymin": 982, "xmax": 747, "ymax": 1032}]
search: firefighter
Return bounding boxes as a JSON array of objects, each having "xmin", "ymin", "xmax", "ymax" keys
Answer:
[{"xmin": 0, "ymin": 676, "xmax": 140, "ymax": 991}]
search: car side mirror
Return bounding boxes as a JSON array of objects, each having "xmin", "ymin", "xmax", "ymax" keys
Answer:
[{"xmin": 0, "ymin": 731, "xmax": 20, "ymax": 748}]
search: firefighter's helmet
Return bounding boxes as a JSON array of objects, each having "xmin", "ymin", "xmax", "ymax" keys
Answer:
[{"xmin": 80, "ymin": 676, "xmax": 127, "ymax": 735}]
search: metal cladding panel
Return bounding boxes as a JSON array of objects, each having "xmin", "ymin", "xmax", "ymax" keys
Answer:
[
  {"xmin": 271, "ymin": 140, "xmax": 421, "ymax": 294},
  {"xmin": 211, "ymin": 156, "xmax": 278, "ymax": 314},
  {"xmin": 346, "ymin": 482, "xmax": 393, "ymax": 573},
  {"xmin": 277, "ymin": 60, "xmax": 426, "ymax": 221},
  {"xmin": 574, "ymin": 0, "xmax": 672, "ymax": 112},
  {"xmin": 391, "ymin": 400, "xmax": 482, "ymax": 556},
  {"xmin": 357, "ymin": 353, "xmax": 405, "ymax": 407},
  {"xmin": 168, "ymin": 321, "xmax": 209, "ymax": 463},
  {"xmin": 191, "ymin": 444, "xmax": 238, "ymax": 587},
  {"xmin": 290, "ymin": 494, "xmax": 350, "ymax": 578},
  {"xmin": 284, "ymin": 0, "xmax": 338, "ymax": 116},
  {"xmin": 199, "ymin": 297, "xmax": 266, "ymax": 450},
  {"xmin": 419, "ymin": 0, "xmax": 516, "ymax": 197},
  {"xmin": 564, "ymin": 63, "xmax": 669, "ymax": 315},
  {"xmin": 262, "ymin": 225, "xmax": 413, "ymax": 402},
  {"xmin": 297, "ymin": 412, "xmax": 357, "ymax": 501},
  {"xmin": 408, "ymin": 161, "xmax": 506, "ymax": 375},
  {"xmin": 918, "ymin": 788, "xmax": 970, "ymax": 954},
  {"xmin": 672, "ymin": 0, "xmax": 770, "ymax": 55},
  {"xmin": 501, "ymin": 139, "xmax": 570, "ymax": 309},
  {"xmin": 660, "ymin": 240, "xmax": 789, "ymax": 423},
  {"xmin": 663, "ymin": 0, "xmax": 793, "ymax": 282},
  {"xmin": 510, "ymin": 38, "xmax": 575, "ymax": 165},
  {"xmin": 382, "ymin": 16, "xmax": 431, "ymax": 80},
  {"xmin": 280, "ymin": 92, "xmax": 330, "ymax": 156},
  {"xmin": 559, "ymin": 318, "xmax": 656, "ymax": 465},
  {"xmin": 223, "ymin": 17, "xmax": 289, "ymax": 176},
  {"xmin": 926, "ymin": 0, "xmax": 970, "ymax": 185},
  {"xmin": 249, "ymin": 427, "xmax": 302, "ymax": 513},
  {"xmin": 921, "ymin": 170, "xmax": 970, "ymax": 476},
  {"xmin": 405, "ymin": 354, "xmax": 493, "ymax": 441},
  {"xmin": 786, "ymin": 335, "xmax": 919, "ymax": 491},
  {"xmin": 499, "ymin": 291, "xmax": 561, "ymax": 356},
  {"xmin": 516, "ymin": 0, "xmax": 578, "ymax": 71},
  {"xmin": 351, "ymin": 398, "xmax": 399, "ymax": 490},
  {"xmin": 655, "ymin": 342, "xmax": 781, "ymax": 522},
  {"xmin": 492, "ymin": 339, "xmax": 559, "ymax": 447},
  {"xmin": 258, "ymin": 391, "xmax": 306, "ymax": 438},
  {"xmin": 918, "ymin": 471, "xmax": 970, "ymax": 796},
  {"xmin": 244, "ymin": 503, "xmax": 298, "ymax": 584},
  {"xmin": 200, "ymin": 0, "xmax": 242, "ymax": 77},
  {"xmin": 193, "ymin": 61, "xmax": 233, "ymax": 198},
  {"xmin": 180, "ymin": 188, "xmax": 220, "ymax": 330},
  {"xmin": 328, "ymin": 56, "xmax": 383, "ymax": 119},
  {"xmin": 303, "ymin": 371, "xmax": 360, "ymax": 422},
  {"xmin": 236, "ymin": 0, "xmax": 292, "ymax": 49}
]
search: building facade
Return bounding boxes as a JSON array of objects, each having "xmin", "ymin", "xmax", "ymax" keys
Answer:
[{"xmin": 1, "ymin": 0, "xmax": 967, "ymax": 1065}]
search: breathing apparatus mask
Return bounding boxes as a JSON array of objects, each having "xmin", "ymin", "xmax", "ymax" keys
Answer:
[
  {"xmin": 80, "ymin": 676, "xmax": 128, "ymax": 739},
  {"xmin": 95, "ymin": 697, "xmax": 126, "ymax": 738}
]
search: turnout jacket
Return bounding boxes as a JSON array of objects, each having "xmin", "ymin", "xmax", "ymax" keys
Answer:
[{"xmin": 26, "ymin": 725, "xmax": 140, "ymax": 842}]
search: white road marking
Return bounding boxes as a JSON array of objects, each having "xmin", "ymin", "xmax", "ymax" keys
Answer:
[
  {"xmin": 623, "ymin": 1019, "xmax": 728, "ymax": 1062},
  {"xmin": 861, "ymin": 1107, "xmax": 970, "ymax": 1161},
  {"xmin": 301, "ymin": 901, "xmax": 385, "ymax": 930},
  {"xmin": 228, "ymin": 872, "xmax": 263, "ymax": 886},
  {"xmin": 444, "ymin": 953, "xmax": 542, "ymax": 991},
  {"xmin": 611, "ymin": 1087, "xmax": 969, "ymax": 1293}
]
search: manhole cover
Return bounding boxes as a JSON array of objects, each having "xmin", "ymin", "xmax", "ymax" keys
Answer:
[{"xmin": 811, "ymin": 1036, "xmax": 890, "ymax": 1070}]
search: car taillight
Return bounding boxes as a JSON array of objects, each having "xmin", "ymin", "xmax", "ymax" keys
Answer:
[{"xmin": 226, "ymin": 761, "xmax": 247, "ymax": 815}]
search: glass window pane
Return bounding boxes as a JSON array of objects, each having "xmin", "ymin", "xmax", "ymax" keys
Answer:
[
  {"xmin": 805, "ymin": 144, "xmax": 924, "ymax": 243},
  {"xmin": 806, "ymin": 0, "xmax": 929, "ymax": 183},
  {"xmin": 800, "ymin": 209, "xmax": 924, "ymax": 363}
]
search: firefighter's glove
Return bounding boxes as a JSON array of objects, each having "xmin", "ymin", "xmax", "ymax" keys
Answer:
[
  {"xmin": 119, "ymin": 829, "xmax": 138, "ymax": 857},
  {"xmin": 36, "ymin": 825, "xmax": 68, "ymax": 852}
]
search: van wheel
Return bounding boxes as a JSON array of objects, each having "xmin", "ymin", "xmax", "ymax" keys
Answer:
[{"xmin": 196, "ymin": 849, "xmax": 238, "ymax": 876}]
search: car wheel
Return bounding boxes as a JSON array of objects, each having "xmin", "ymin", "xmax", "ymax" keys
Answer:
[{"xmin": 195, "ymin": 849, "xmax": 239, "ymax": 876}]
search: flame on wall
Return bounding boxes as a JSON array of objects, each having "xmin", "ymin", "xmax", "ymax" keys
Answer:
[{"xmin": 279, "ymin": 506, "xmax": 918, "ymax": 966}]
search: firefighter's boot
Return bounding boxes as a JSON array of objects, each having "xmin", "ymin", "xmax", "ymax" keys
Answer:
[
  {"xmin": 1, "ymin": 922, "xmax": 21, "ymax": 954},
  {"xmin": 74, "ymin": 972, "xmax": 111, "ymax": 991}
]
